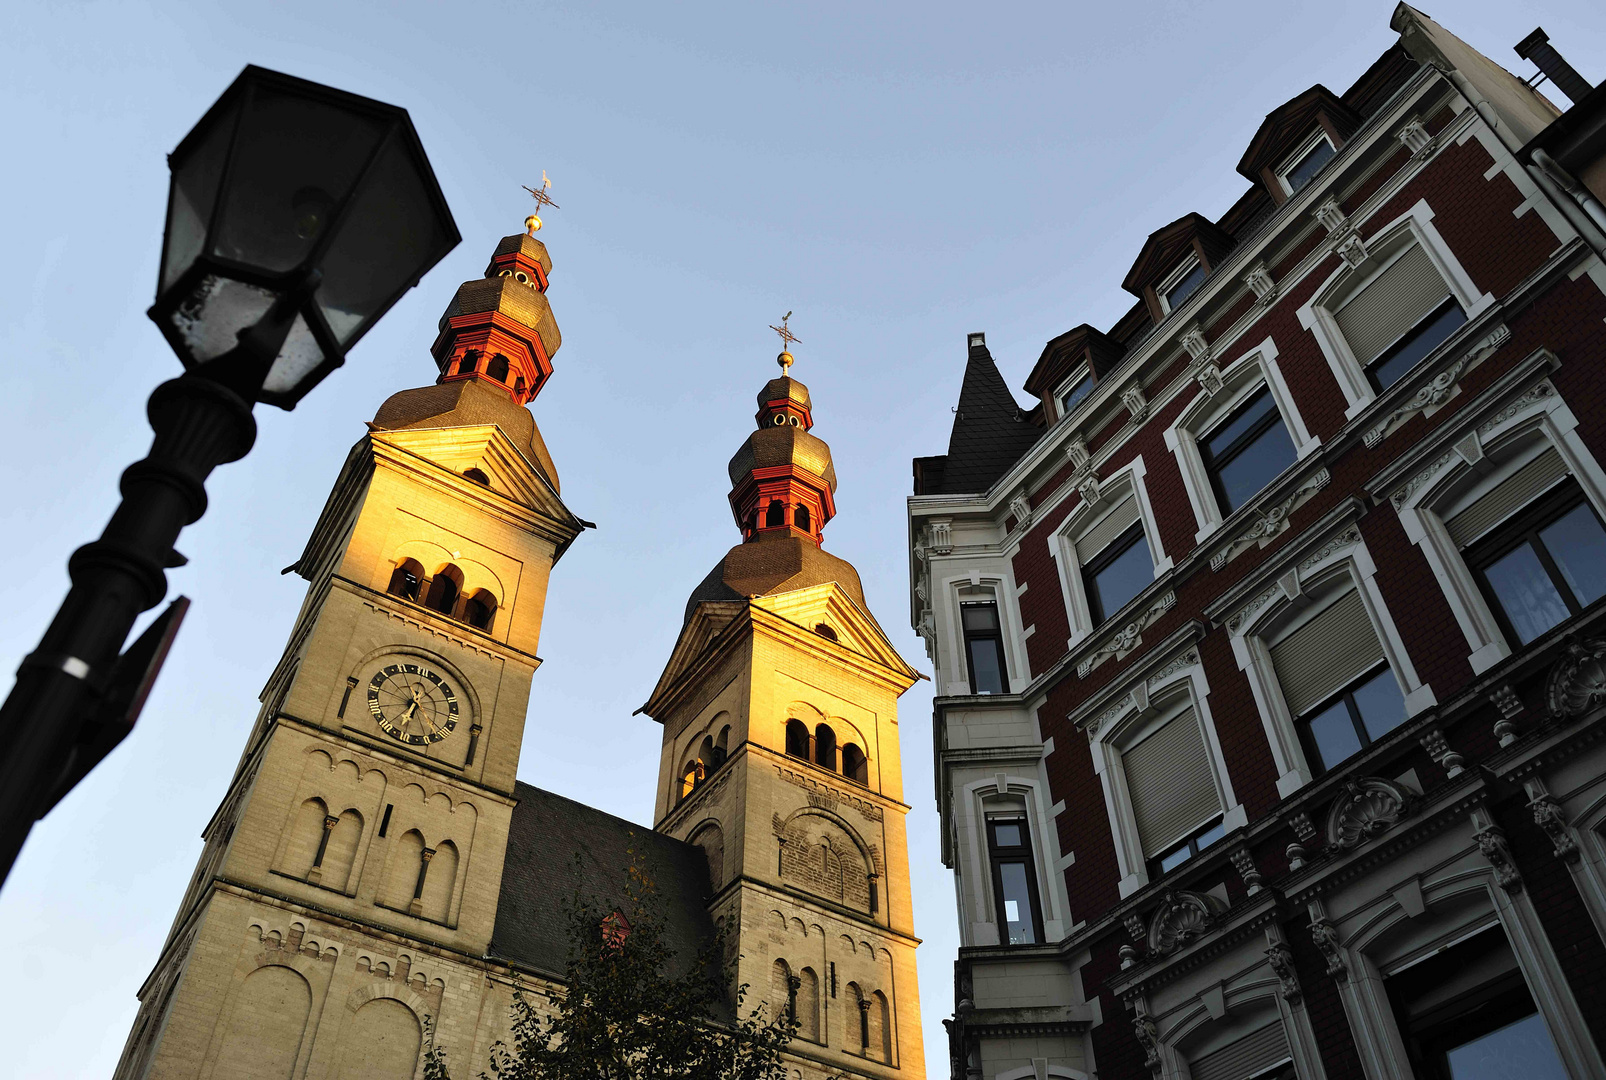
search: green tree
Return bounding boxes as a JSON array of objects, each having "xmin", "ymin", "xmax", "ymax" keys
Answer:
[{"xmin": 425, "ymin": 855, "xmax": 795, "ymax": 1080}]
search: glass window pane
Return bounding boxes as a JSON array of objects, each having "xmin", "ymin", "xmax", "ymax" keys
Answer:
[
  {"xmin": 1214, "ymin": 419, "xmax": 1297, "ymax": 513},
  {"xmin": 1305, "ymin": 699, "xmax": 1364, "ymax": 771},
  {"xmin": 1284, "ymin": 138, "xmax": 1336, "ymax": 193},
  {"xmin": 1060, "ymin": 375, "xmax": 1094, "ymax": 416},
  {"xmin": 1369, "ymin": 302, "xmax": 1467, "ymax": 390},
  {"xmin": 1204, "ymin": 390, "xmax": 1279, "ymax": 459},
  {"xmin": 968, "ymin": 639, "xmax": 1006, "ymax": 694},
  {"xmin": 991, "ymin": 822, "xmax": 1023, "ymax": 847},
  {"xmin": 996, "ymin": 860, "xmax": 1037, "ymax": 944},
  {"xmin": 1158, "ymin": 845, "xmax": 1192, "ymax": 873},
  {"xmin": 1090, "ymin": 534, "xmax": 1154, "ymax": 623},
  {"xmin": 1541, "ymin": 502, "xmax": 1606, "ymax": 609},
  {"xmin": 1485, "ymin": 542, "xmax": 1571, "ymax": 644},
  {"xmin": 1166, "ymin": 263, "xmax": 1208, "ymax": 310},
  {"xmin": 1350, "ymin": 667, "xmax": 1406, "ymax": 742},
  {"xmin": 1194, "ymin": 820, "xmax": 1226, "ymax": 850},
  {"xmin": 961, "ymin": 603, "xmax": 999, "ymax": 632},
  {"xmin": 1444, "ymin": 1010, "xmax": 1567, "ymax": 1080}
]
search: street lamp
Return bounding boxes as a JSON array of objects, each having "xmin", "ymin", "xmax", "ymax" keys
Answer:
[{"xmin": 0, "ymin": 65, "xmax": 460, "ymax": 886}]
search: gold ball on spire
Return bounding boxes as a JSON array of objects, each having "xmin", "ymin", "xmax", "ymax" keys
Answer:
[
  {"xmin": 525, "ymin": 214, "xmax": 542, "ymax": 236},
  {"xmin": 777, "ymin": 351, "xmax": 794, "ymax": 373}
]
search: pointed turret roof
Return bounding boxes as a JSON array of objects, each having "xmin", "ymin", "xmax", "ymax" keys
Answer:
[{"xmin": 924, "ymin": 335, "xmax": 1041, "ymax": 496}]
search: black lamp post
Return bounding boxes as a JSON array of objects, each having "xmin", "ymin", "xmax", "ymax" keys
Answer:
[{"xmin": 0, "ymin": 66, "xmax": 460, "ymax": 886}]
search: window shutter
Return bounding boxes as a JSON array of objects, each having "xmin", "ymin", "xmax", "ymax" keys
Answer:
[
  {"xmin": 1076, "ymin": 495, "xmax": 1141, "ymax": 562},
  {"xmin": 1123, "ymin": 710, "xmax": 1221, "ymax": 856},
  {"xmin": 1270, "ymin": 588, "xmax": 1384, "ymax": 717},
  {"xmin": 1333, "ymin": 244, "xmax": 1449, "ymax": 364},
  {"xmin": 1189, "ymin": 1021, "xmax": 1292, "ymax": 1080},
  {"xmin": 1446, "ymin": 447, "xmax": 1569, "ymax": 547}
]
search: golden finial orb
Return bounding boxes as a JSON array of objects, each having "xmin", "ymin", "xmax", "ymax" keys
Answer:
[
  {"xmin": 524, "ymin": 214, "xmax": 542, "ymax": 236},
  {"xmin": 778, "ymin": 350, "xmax": 794, "ymax": 373}
]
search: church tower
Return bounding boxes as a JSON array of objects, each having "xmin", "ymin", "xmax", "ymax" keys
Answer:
[
  {"xmin": 644, "ymin": 347, "xmax": 926, "ymax": 1077},
  {"xmin": 115, "ymin": 229, "xmax": 586, "ymax": 1080}
]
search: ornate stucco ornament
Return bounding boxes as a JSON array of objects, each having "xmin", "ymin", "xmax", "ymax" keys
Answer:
[
  {"xmin": 1132, "ymin": 1010, "xmax": 1162, "ymax": 1074},
  {"xmin": 1210, "ymin": 469, "xmax": 1331, "ymax": 571},
  {"xmin": 1077, "ymin": 591, "xmax": 1176, "ymax": 678},
  {"xmin": 1529, "ymin": 791, "xmax": 1579, "ymax": 863},
  {"xmin": 1364, "ymin": 324, "xmax": 1510, "ymax": 448},
  {"xmin": 1265, "ymin": 942, "xmax": 1302, "ymax": 1004},
  {"xmin": 1474, "ymin": 824, "xmax": 1523, "ymax": 893},
  {"xmin": 1398, "ymin": 116, "xmax": 1436, "ymax": 159},
  {"xmin": 1325, "ymin": 776, "xmax": 1413, "ymax": 850},
  {"xmin": 1147, "ymin": 888, "xmax": 1228, "ymax": 955},
  {"xmin": 1310, "ymin": 917, "xmax": 1347, "ymax": 980},
  {"xmin": 1546, "ymin": 636, "xmax": 1606, "ymax": 721}
]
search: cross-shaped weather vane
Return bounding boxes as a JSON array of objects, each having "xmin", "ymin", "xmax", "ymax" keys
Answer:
[
  {"xmin": 769, "ymin": 311, "xmax": 800, "ymax": 373},
  {"xmin": 522, "ymin": 171, "xmax": 560, "ymax": 235}
]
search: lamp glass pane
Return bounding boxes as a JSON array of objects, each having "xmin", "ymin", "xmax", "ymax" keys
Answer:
[
  {"xmin": 210, "ymin": 85, "xmax": 385, "ymax": 274},
  {"xmin": 162, "ymin": 97, "xmax": 240, "ymax": 293},
  {"xmin": 315, "ymin": 133, "xmax": 452, "ymax": 346},
  {"xmin": 168, "ymin": 274, "xmax": 275, "ymax": 363},
  {"xmin": 261, "ymin": 313, "xmax": 328, "ymax": 398}
]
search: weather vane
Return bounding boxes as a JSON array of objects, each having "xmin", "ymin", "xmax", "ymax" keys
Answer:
[
  {"xmin": 769, "ymin": 311, "xmax": 800, "ymax": 373},
  {"xmin": 522, "ymin": 171, "xmax": 560, "ymax": 235}
]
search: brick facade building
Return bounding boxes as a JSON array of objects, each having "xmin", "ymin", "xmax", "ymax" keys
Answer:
[{"xmin": 909, "ymin": 7, "xmax": 1606, "ymax": 1078}]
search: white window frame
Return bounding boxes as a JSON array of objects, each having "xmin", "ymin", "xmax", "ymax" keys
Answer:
[
  {"xmin": 1389, "ymin": 376, "xmax": 1606, "ymax": 675},
  {"xmin": 956, "ymin": 775, "xmax": 1070, "ymax": 946},
  {"xmin": 941, "ymin": 573, "xmax": 1027, "ymax": 696},
  {"xmin": 1164, "ymin": 337, "xmax": 1318, "ymax": 543},
  {"xmin": 1297, "ymin": 198, "xmax": 1495, "ymax": 420},
  {"xmin": 1157, "ymin": 254, "xmax": 1205, "ymax": 316},
  {"xmin": 1275, "ymin": 128, "xmax": 1337, "ymax": 197},
  {"xmin": 1048, "ymin": 456, "xmax": 1171, "ymax": 653},
  {"xmin": 1227, "ymin": 528, "xmax": 1435, "ymax": 798},
  {"xmin": 1088, "ymin": 655, "xmax": 1245, "ymax": 897},
  {"xmin": 1055, "ymin": 365, "xmax": 1095, "ymax": 423}
]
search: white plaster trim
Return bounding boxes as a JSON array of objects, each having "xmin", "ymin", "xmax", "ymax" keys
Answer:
[
  {"xmin": 1087, "ymin": 655, "xmax": 1240, "ymax": 897},
  {"xmin": 1297, "ymin": 199, "xmax": 1495, "ymax": 420},
  {"xmin": 1226, "ymin": 528, "xmax": 1433, "ymax": 798},
  {"xmin": 1164, "ymin": 337, "xmax": 1316, "ymax": 543},
  {"xmin": 1388, "ymin": 378, "xmax": 1606, "ymax": 674},
  {"xmin": 1047, "ymin": 455, "xmax": 1169, "ymax": 653},
  {"xmin": 940, "ymin": 569, "xmax": 1029, "ymax": 695},
  {"xmin": 958, "ymin": 774, "xmax": 1071, "ymax": 945}
]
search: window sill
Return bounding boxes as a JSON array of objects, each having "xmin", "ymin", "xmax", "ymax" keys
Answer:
[{"xmin": 268, "ymin": 868, "xmax": 357, "ymax": 899}]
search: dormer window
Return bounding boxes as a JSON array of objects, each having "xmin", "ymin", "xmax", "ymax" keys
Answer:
[
  {"xmin": 1278, "ymin": 131, "xmax": 1336, "ymax": 196},
  {"xmin": 1159, "ymin": 258, "xmax": 1207, "ymax": 315},
  {"xmin": 1058, "ymin": 370, "xmax": 1094, "ymax": 419}
]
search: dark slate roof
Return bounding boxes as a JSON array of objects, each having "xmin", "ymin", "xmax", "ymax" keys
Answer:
[
  {"xmin": 489, "ymin": 782, "xmax": 715, "ymax": 980},
  {"xmin": 683, "ymin": 534, "xmax": 865, "ymax": 626},
  {"xmin": 927, "ymin": 341, "xmax": 1041, "ymax": 496}
]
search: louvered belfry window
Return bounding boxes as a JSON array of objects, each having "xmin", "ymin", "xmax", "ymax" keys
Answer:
[
  {"xmin": 1123, "ymin": 709, "xmax": 1222, "ymax": 858},
  {"xmin": 1334, "ymin": 243, "xmax": 1450, "ymax": 366},
  {"xmin": 1188, "ymin": 1020, "xmax": 1293, "ymax": 1080},
  {"xmin": 1270, "ymin": 588, "xmax": 1384, "ymax": 718}
]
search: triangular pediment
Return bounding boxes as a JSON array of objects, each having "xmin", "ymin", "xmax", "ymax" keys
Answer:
[
  {"xmin": 749, "ymin": 582, "xmax": 916, "ymax": 679},
  {"xmin": 373, "ymin": 424, "xmax": 568, "ymax": 519},
  {"xmin": 642, "ymin": 601, "xmax": 748, "ymax": 721}
]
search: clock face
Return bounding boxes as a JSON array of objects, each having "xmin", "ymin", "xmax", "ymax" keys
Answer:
[{"xmin": 366, "ymin": 662, "xmax": 459, "ymax": 746}]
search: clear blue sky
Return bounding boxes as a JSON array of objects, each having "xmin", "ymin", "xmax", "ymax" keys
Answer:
[{"xmin": 1, "ymin": 2, "xmax": 1601, "ymax": 1076}]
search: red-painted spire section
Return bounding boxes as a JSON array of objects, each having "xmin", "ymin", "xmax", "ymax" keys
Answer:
[
  {"xmin": 429, "ymin": 233, "xmax": 561, "ymax": 405},
  {"xmin": 726, "ymin": 372, "xmax": 837, "ymax": 547}
]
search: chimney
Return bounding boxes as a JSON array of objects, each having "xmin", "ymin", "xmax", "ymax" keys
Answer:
[{"xmin": 1516, "ymin": 27, "xmax": 1594, "ymax": 106}]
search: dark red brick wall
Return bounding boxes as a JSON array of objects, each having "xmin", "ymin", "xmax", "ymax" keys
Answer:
[{"xmin": 1001, "ymin": 112, "xmax": 1606, "ymax": 923}]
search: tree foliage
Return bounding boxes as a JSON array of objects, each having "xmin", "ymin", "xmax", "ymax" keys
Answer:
[{"xmin": 425, "ymin": 854, "xmax": 794, "ymax": 1080}]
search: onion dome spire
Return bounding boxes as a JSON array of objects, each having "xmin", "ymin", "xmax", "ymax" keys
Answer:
[
  {"xmin": 429, "ymin": 224, "xmax": 561, "ymax": 405},
  {"xmin": 727, "ymin": 326, "xmax": 837, "ymax": 545}
]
